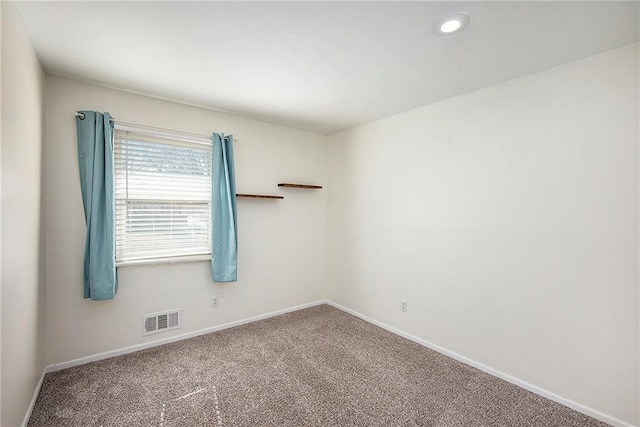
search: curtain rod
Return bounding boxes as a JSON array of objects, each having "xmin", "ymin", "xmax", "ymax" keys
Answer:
[{"xmin": 74, "ymin": 112, "xmax": 237, "ymax": 142}]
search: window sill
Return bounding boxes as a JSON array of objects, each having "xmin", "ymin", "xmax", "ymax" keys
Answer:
[{"xmin": 116, "ymin": 254, "xmax": 211, "ymax": 267}]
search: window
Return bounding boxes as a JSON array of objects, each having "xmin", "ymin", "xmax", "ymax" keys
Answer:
[{"xmin": 114, "ymin": 127, "xmax": 212, "ymax": 265}]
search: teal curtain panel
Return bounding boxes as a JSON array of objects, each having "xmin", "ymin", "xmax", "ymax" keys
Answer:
[
  {"xmin": 211, "ymin": 133, "xmax": 238, "ymax": 282},
  {"xmin": 76, "ymin": 111, "xmax": 117, "ymax": 300}
]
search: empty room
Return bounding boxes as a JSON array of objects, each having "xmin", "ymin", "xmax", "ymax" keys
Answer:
[{"xmin": 1, "ymin": 1, "xmax": 638, "ymax": 426}]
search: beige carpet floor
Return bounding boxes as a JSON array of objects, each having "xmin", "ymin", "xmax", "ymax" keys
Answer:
[{"xmin": 29, "ymin": 304, "xmax": 606, "ymax": 426}]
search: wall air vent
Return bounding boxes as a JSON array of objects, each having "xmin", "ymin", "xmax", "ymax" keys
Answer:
[{"xmin": 142, "ymin": 309, "xmax": 181, "ymax": 336}]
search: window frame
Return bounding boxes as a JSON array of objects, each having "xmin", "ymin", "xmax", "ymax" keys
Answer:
[{"xmin": 113, "ymin": 125, "xmax": 213, "ymax": 267}]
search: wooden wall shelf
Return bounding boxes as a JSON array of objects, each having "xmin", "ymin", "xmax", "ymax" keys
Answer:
[
  {"xmin": 278, "ymin": 183, "xmax": 323, "ymax": 189},
  {"xmin": 236, "ymin": 193, "xmax": 284, "ymax": 199}
]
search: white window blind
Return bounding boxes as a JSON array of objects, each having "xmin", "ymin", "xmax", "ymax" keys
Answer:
[{"xmin": 114, "ymin": 127, "xmax": 212, "ymax": 265}]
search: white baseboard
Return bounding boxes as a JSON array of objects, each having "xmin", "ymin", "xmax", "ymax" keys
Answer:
[
  {"xmin": 45, "ymin": 299, "xmax": 327, "ymax": 373},
  {"xmin": 21, "ymin": 367, "xmax": 46, "ymax": 427},
  {"xmin": 325, "ymin": 301, "xmax": 635, "ymax": 427}
]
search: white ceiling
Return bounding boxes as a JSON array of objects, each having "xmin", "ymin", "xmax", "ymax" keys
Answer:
[{"xmin": 15, "ymin": 1, "xmax": 639, "ymax": 134}]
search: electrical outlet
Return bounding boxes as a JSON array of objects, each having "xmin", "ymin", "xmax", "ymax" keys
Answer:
[
  {"xmin": 211, "ymin": 296, "xmax": 219, "ymax": 308},
  {"xmin": 400, "ymin": 300, "xmax": 407, "ymax": 312}
]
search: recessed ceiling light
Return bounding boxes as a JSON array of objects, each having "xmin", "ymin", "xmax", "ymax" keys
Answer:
[
  {"xmin": 440, "ymin": 20, "xmax": 462, "ymax": 33},
  {"xmin": 432, "ymin": 12, "xmax": 472, "ymax": 36}
]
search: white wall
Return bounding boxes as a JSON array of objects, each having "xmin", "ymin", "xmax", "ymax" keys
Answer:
[
  {"xmin": 44, "ymin": 77, "xmax": 328, "ymax": 366},
  {"xmin": 327, "ymin": 44, "xmax": 639, "ymax": 426},
  {"xmin": 1, "ymin": 2, "xmax": 46, "ymax": 426}
]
